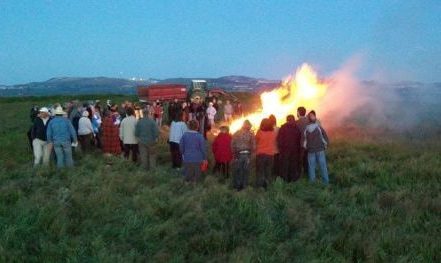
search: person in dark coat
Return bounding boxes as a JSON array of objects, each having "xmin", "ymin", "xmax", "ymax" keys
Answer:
[
  {"xmin": 296, "ymin": 106, "xmax": 309, "ymax": 177},
  {"xmin": 302, "ymin": 110, "xmax": 330, "ymax": 185},
  {"xmin": 168, "ymin": 99, "xmax": 182, "ymax": 125},
  {"xmin": 27, "ymin": 105, "xmax": 40, "ymax": 151},
  {"xmin": 277, "ymin": 115, "xmax": 302, "ymax": 182},
  {"xmin": 234, "ymin": 102, "xmax": 243, "ymax": 118},
  {"xmin": 231, "ymin": 120, "xmax": 255, "ymax": 191},
  {"xmin": 31, "ymin": 107, "xmax": 52, "ymax": 166},
  {"xmin": 268, "ymin": 114, "xmax": 280, "ymax": 179},
  {"xmin": 182, "ymin": 102, "xmax": 190, "ymax": 122}
]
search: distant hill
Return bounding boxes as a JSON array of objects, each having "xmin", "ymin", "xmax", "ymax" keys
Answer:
[
  {"xmin": 1, "ymin": 76, "xmax": 440, "ymax": 98},
  {"xmin": 0, "ymin": 77, "xmax": 153, "ymax": 97},
  {"xmin": 0, "ymin": 76, "xmax": 280, "ymax": 97}
]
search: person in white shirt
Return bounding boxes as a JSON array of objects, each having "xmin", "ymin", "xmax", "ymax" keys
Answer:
[
  {"xmin": 77, "ymin": 111, "xmax": 94, "ymax": 152},
  {"xmin": 31, "ymin": 107, "xmax": 52, "ymax": 166},
  {"xmin": 224, "ymin": 100, "xmax": 234, "ymax": 123},
  {"xmin": 168, "ymin": 114, "xmax": 188, "ymax": 169},
  {"xmin": 119, "ymin": 107, "xmax": 139, "ymax": 162},
  {"xmin": 206, "ymin": 102, "xmax": 217, "ymax": 127}
]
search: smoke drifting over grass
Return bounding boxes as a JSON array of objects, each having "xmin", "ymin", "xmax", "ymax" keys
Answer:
[
  {"xmin": 317, "ymin": 56, "xmax": 441, "ymax": 135},
  {"xmin": 318, "ymin": 56, "xmax": 374, "ymax": 129}
]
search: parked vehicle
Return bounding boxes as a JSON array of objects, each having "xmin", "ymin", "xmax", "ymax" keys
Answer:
[
  {"xmin": 137, "ymin": 84, "xmax": 187, "ymax": 102},
  {"xmin": 137, "ymin": 80, "xmax": 237, "ymax": 103}
]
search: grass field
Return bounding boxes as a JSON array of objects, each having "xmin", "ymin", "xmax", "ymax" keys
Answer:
[{"xmin": 0, "ymin": 95, "xmax": 440, "ymax": 262}]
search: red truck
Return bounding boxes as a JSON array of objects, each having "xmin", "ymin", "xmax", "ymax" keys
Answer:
[
  {"xmin": 138, "ymin": 81, "xmax": 237, "ymax": 103},
  {"xmin": 137, "ymin": 84, "xmax": 187, "ymax": 102}
]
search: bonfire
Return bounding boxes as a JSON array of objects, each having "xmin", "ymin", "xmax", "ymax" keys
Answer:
[{"xmin": 230, "ymin": 63, "xmax": 328, "ymax": 133}]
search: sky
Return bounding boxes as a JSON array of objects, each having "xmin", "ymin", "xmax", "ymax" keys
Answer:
[{"xmin": 0, "ymin": 0, "xmax": 440, "ymax": 85}]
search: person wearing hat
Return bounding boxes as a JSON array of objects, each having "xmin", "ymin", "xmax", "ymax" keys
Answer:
[
  {"xmin": 46, "ymin": 106, "xmax": 78, "ymax": 168},
  {"xmin": 30, "ymin": 107, "xmax": 52, "ymax": 166},
  {"xmin": 77, "ymin": 111, "xmax": 94, "ymax": 153}
]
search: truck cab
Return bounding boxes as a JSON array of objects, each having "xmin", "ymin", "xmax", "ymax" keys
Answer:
[{"xmin": 189, "ymin": 80, "xmax": 208, "ymax": 102}]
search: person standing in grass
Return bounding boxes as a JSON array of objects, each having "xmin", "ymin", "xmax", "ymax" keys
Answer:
[
  {"xmin": 182, "ymin": 101, "xmax": 190, "ymax": 123},
  {"xmin": 296, "ymin": 106, "xmax": 309, "ymax": 177},
  {"xmin": 168, "ymin": 99, "xmax": 181, "ymax": 124},
  {"xmin": 231, "ymin": 120, "xmax": 255, "ymax": 191},
  {"xmin": 206, "ymin": 102, "xmax": 217, "ymax": 127},
  {"xmin": 234, "ymin": 101, "xmax": 243, "ymax": 118},
  {"xmin": 68, "ymin": 102, "xmax": 82, "ymax": 133},
  {"xmin": 91, "ymin": 105, "xmax": 102, "ymax": 148},
  {"xmin": 179, "ymin": 120, "xmax": 207, "ymax": 182},
  {"xmin": 77, "ymin": 111, "xmax": 94, "ymax": 153},
  {"xmin": 302, "ymin": 110, "xmax": 330, "ymax": 185},
  {"xmin": 46, "ymin": 107, "xmax": 78, "ymax": 168},
  {"xmin": 268, "ymin": 114, "xmax": 280, "ymax": 179},
  {"xmin": 162, "ymin": 101, "xmax": 169, "ymax": 126},
  {"xmin": 255, "ymin": 118, "xmax": 277, "ymax": 189},
  {"xmin": 224, "ymin": 100, "xmax": 234, "ymax": 123},
  {"xmin": 31, "ymin": 107, "xmax": 52, "ymax": 166},
  {"xmin": 119, "ymin": 107, "xmax": 139, "ymax": 163},
  {"xmin": 212, "ymin": 126, "xmax": 233, "ymax": 177},
  {"xmin": 153, "ymin": 101, "xmax": 164, "ymax": 127},
  {"xmin": 215, "ymin": 100, "xmax": 224, "ymax": 123},
  {"xmin": 277, "ymin": 115, "xmax": 302, "ymax": 182},
  {"xmin": 101, "ymin": 110, "xmax": 121, "ymax": 156},
  {"xmin": 135, "ymin": 108, "xmax": 159, "ymax": 171},
  {"xmin": 168, "ymin": 114, "xmax": 188, "ymax": 169}
]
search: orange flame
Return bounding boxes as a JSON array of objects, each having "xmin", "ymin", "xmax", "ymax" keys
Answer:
[{"xmin": 230, "ymin": 63, "xmax": 327, "ymax": 133}]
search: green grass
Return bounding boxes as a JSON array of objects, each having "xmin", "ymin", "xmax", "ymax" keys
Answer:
[{"xmin": 0, "ymin": 95, "xmax": 440, "ymax": 262}]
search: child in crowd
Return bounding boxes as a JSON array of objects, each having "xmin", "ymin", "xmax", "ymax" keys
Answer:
[{"xmin": 212, "ymin": 126, "xmax": 233, "ymax": 177}]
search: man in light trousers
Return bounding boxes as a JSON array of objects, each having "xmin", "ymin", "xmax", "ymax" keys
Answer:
[{"xmin": 31, "ymin": 107, "xmax": 52, "ymax": 166}]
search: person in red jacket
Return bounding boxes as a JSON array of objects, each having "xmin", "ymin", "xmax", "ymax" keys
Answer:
[
  {"xmin": 212, "ymin": 126, "xmax": 233, "ymax": 177},
  {"xmin": 101, "ymin": 111, "xmax": 121, "ymax": 156}
]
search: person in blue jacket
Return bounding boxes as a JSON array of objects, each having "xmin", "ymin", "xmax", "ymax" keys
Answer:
[
  {"xmin": 47, "ymin": 107, "xmax": 78, "ymax": 168},
  {"xmin": 179, "ymin": 120, "xmax": 207, "ymax": 182}
]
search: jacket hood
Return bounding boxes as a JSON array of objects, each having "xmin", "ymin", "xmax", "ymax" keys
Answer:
[{"xmin": 306, "ymin": 123, "xmax": 320, "ymax": 133}]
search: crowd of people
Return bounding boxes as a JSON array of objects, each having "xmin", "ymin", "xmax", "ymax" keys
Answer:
[{"xmin": 28, "ymin": 98, "xmax": 330, "ymax": 189}]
